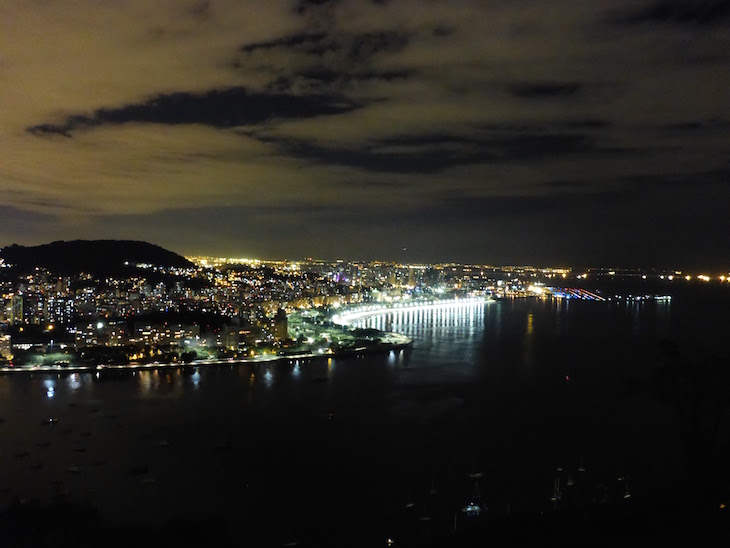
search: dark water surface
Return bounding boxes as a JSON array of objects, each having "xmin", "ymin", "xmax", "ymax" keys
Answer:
[{"xmin": 1, "ymin": 294, "xmax": 728, "ymax": 545}]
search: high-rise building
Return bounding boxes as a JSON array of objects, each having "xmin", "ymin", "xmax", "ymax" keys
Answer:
[
  {"xmin": 47, "ymin": 296, "xmax": 75, "ymax": 325},
  {"xmin": 408, "ymin": 267, "xmax": 416, "ymax": 287},
  {"xmin": 273, "ymin": 308, "xmax": 288, "ymax": 342},
  {"xmin": 222, "ymin": 326, "xmax": 239, "ymax": 351},
  {"xmin": 0, "ymin": 334, "xmax": 11, "ymax": 360},
  {"xmin": 22, "ymin": 293, "xmax": 45, "ymax": 325},
  {"xmin": 8, "ymin": 295, "xmax": 23, "ymax": 325}
]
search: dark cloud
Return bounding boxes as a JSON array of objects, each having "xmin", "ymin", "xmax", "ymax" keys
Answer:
[
  {"xmin": 476, "ymin": 120, "xmax": 613, "ymax": 132},
  {"xmin": 557, "ymin": 119, "xmax": 612, "ymax": 129},
  {"xmin": 615, "ymin": 0, "xmax": 730, "ymax": 26},
  {"xmin": 240, "ymin": 32, "xmax": 329, "ymax": 53},
  {"xmin": 4, "ymin": 1, "xmax": 729, "ymax": 267},
  {"xmin": 380, "ymin": 184, "xmax": 730, "ymax": 267},
  {"xmin": 240, "ymin": 29, "xmax": 410, "ymax": 61},
  {"xmin": 26, "ymin": 123, "xmax": 73, "ymax": 138},
  {"xmin": 0, "ymin": 205, "xmax": 56, "ymax": 224},
  {"xmin": 622, "ymin": 169, "xmax": 730, "ymax": 189},
  {"xmin": 295, "ymin": 0, "xmax": 341, "ymax": 15},
  {"xmin": 541, "ymin": 180, "xmax": 590, "ymax": 189},
  {"xmin": 27, "ymin": 87, "xmax": 360, "ymax": 136},
  {"xmin": 401, "ymin": 189, "xmax": 630, "ymax": 222},
  {"xmin": 349, "ymin": 179, "xmax": 410, "ymax": 188},
  {"xmin": 431, "ymin": 24, "xmax": 454, "ymax": 37},
  {"xmin": 347, "ymin": 30, "xmax": 410, "ymax": 61},
  {"xmin": 190, "ymin": 0, "xmax": 211, "ymax": 19},
  {"xmin": 253, "ymin": 129, "xmax": 606, "ymax": 174},
  {"xmin": 660, "ymin": 119, "xmax": 730, "ymax": 131},
  {"xmin": 89, "ymin": 169, "xmax": 730, "ymax": 265},
  {"xmin": 302, "ymin": 68, "xmax": 411, "ymax": 83},
  {"xmin": 266, "ymin": 67, "xmax": 412, "ymax": 93},
  {"xmin": 507, "ymin": 82, "xmax": 583, "ymax": 99},
  {"xmin": 237, "ymin": 28, "xmax": 414, "ymax": 95},
  {"xmin": 0, "ymin": 206, "xmax": 58, "ymax": 245}
]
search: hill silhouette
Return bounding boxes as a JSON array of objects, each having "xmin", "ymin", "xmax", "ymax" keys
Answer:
[{"xmin": 0, "ymin": 240, "xmax": 193, "ymax": 275}]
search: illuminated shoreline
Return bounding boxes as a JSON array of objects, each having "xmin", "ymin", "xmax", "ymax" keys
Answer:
[
  {"xmin": 331, "ymin": 296, "xmax": 491, "ymax": 325},
  {"xmin": 0, "ymin": 341, "xmax": 412, "ymax": 375},
  {"xmin": 0, "ymin": 300, "xmax": 492, "ymax": 374}
]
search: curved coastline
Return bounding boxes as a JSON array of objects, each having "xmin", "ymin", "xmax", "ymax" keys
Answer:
[
  {"xmin": 0, "ymin": 297, "xmax": 492, "ymax": 375},
  {"xmin": 331, "ymin": 296, "xmax": 490, "ymax": 325},
  {"xmin": 0, "ymin": 342, "xmax": 413, "ymax": 375}
]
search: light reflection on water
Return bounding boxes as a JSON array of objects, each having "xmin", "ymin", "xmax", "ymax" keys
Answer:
[
  {"xmin": 354, "ymin": 301, "xmax": 487, "ymax": 382},
  {"xmin": 0, "ymin": 294, "xmax": 727, "ymax": 542}
]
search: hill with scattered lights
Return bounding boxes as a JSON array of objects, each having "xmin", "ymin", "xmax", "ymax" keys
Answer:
[{"xmin": 0, "ymin": 240, "xmax": 192, "ymax": 276}]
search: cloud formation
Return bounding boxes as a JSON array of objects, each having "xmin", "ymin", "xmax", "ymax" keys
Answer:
[
  {"xmin": 27, "ymin": 87, "xmax": 360, "ymax": 136},
  {"xmin": 1, "ymin": 0, "xmax": 728, "ymax": 266}
]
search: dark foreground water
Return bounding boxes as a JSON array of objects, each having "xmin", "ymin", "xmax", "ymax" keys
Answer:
[{"xmin": 1, "ymin": 292, "xmax": 729, "ymax": 546}]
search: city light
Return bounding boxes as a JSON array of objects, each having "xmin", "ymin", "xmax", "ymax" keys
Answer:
[{"xmin": 0, "ymin": 246, "xmax": 725, "ymax": 373}]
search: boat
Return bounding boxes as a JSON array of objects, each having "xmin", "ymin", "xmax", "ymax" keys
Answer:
[
  {"xmin": 282, "ymin": 525, "xmax": 299, "ymax": 546},
  {"xmin": 550, "ymin": 477, "xmax": 562, "ymax": 510},
  {"xmin": 461, "ymin": 480, "xmax": 485, "ymax": 516},
  {"xmin": 622, "ymin": 474, "xmax": 631, "ymax": 500},
  {"xmin": 405, "ymin": 490, "xmax": 415, "ymax": 509},
  {"xmin": 468, "ymin": 457, "xmax": 483, "ymax": 479}
]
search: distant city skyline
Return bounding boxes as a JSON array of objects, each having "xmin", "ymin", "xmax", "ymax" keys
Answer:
[
  {"xmin": 1, "ymin": 1, "xmax": 729, "ymax": 269},
  {"xmin": 3, "ymin": 238, "xmax": 729, "ymax": 277}
]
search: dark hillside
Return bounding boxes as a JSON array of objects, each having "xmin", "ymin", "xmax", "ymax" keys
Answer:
[{"xmin": 0, "ymin": 240, "xmax": 192, "ymax": 275}]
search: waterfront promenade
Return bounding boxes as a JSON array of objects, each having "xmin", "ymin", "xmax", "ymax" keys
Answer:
[
  {"xmin": 0, "ymin": 297, "xmax": 492, "ymax": 374},
  {"xmin": 331, "ymin": 296, "xmax": 490, "ymax": 325}
]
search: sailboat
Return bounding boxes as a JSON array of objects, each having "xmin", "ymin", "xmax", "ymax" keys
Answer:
[
  {"xmin": 468, "ymin": 457, "xmax": 484, "ymax": 479},
  {"xmin": 622, "ymin": 474, "xmax": 631, "ymax": 500},
  {"xmin": 282, "ymin": 525, "xmax": 299, "ymax": 546},
  {"xmin": 405, "ymin": 490, "xmax": 415, "ymax": 509},
  {"xmin": 461, "ymin": 501, "xmax": 482, "ymax": 516},
  {"xmin": 461, "ymin": 479, "xmax": 485, "ymax": 516},
  {"xmin": 550, "ymin": 477, "xmax": 562, "ymax": 510}
]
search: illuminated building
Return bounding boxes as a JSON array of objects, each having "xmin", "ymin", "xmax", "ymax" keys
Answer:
[
  {"xmin": 47, "ymin": 296, "xmax": 75, "ymax": 325},
  {"xmin": 273, "ymin": 308, "xmax": 288, "ymax": 342},
  {"xmin": 8, "ymin": 295, "xmax": 23, "ymax": 325},
  {"xmin": 222, "ymin": 326, "xmax": 239, "ymax": 350},
  {"xmin": 0, "ymin": 334, "xmax": 11, "ymax": 360}
]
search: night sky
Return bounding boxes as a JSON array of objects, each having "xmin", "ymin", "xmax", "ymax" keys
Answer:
[{"xmin": 1, "ymin": 0, "xmax": 729, "ymax": 268}]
